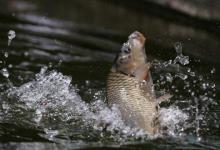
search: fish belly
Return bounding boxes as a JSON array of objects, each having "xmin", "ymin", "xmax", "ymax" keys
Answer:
[{"xmin": 107, "ymin": 72, "xmax": 158, "ymax": 134}]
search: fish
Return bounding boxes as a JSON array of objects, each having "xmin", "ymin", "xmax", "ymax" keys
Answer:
[{"xmin": 107, "ymin": 31, "xmax": 160, "ymax": 135}]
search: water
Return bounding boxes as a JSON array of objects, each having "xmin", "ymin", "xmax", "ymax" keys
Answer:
[
  {"xmin": 0, "ymin": 68, "xmax": 9, "ymax": 78},
  {"xmin": 173, "ymin": 42, "xmax": 189, "ymax": 66},
  {"xmin": 0, "ymin": 0, "xmax": 219, "ymax": 149},
  {"xmin": 7, "ymin": 30, "xmax": 16, "ymax": 46}
]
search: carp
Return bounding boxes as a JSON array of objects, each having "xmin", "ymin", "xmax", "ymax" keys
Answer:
[{"xmin": 107, "ymin": 31, "xmax": 167, "ymax": 134}]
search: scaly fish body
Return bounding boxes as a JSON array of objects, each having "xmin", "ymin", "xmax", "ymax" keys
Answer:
[
  {"xmin": 107, "ymin": 72, "xmax": 158, "ymax": 134},
  {"xmin": 107, "ymin": 31, "xmax": 158, "ymax": 134}
]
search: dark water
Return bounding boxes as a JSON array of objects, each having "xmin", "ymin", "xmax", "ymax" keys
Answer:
[{"xmin": 0, "ymin": 0, "xmax": 219, "ymax": 149}]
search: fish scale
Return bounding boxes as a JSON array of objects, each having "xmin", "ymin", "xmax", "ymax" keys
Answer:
[{"xmin": 107, "ymin": 72, "xmax": 158, "ymax": 134}]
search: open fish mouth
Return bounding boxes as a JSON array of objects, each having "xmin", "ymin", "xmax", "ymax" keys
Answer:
[{"xmin": 128, "ymin": 31, "xmax": 146, "ymax": 47}]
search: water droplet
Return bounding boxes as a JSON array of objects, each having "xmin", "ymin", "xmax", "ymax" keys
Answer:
[
  {"xmin": 175, "ymin": 73, "xmax": 188, "ymax": 80},
  {"xmin": 48, "ymin": 62, "xmax": 53, "ymax": 68},
  {"xmin": 210, "ymin": 68, "xmax": 215, "ymax": 74},
  {"xmin": 1, "ymin": 68, "xmax": 9, "ymax": 78},
  {"xmin": 197, "ymin": 137, "xmax": 202, "ymax": 142},
  {"xmin": 210, "ymin": 83, "xmax": 215, "ymax": 88},
  {"xmin": 193, "ymin": 80, "xmax": 197, "ymax": 84},
  {"xmin": 4, "ymin": 52, "xmax": 8, "ymax": 58},
  {"xmin": 198, "ymin": 75, "xmax": 203, "ymax": 81},
  {"xmin": 191, "ymin": 92, "xmax": 195, "ymax": 96},
  {"xmin": 179, "ymin": 55, "xmax": 189, "ymax": 65},
  {"xmin": 202, "ymin": 83, "xmax": 208, "ymax": 90},
  {"xmin": 44, "ymin": 129, "xmax": 59, "ymax": 140},
  {"xmin": 160, "ymin": 75, "xmax": 164, "ymax": 81},
  {"xmin": 24, "ymin": 52, "xmax": 29, "ymax": 56},
  {"xmin": 8, "ymin": 30, "xmax": 16, "ymax": 46},
  {"xmin": 174, "ymin": 42, "xmax": 182, "ymax": 54},
  {"xmin": 174, "ymin": 55, "xmax": 189, "ymax": 65},
  {"xmin": 165, "ymin": 73, "xmax": 173, "ymax": 82},
  {"xmin": 40, "ymin": 66, "xmax": 48, "ymax": 74},
  {"xmin": 58, "ymin": 59, "xmax": 62, "ymax": 66},
  {"xmin": 173, "ymin": 42, "xmax": 189, "ymax": 65},
  {"xmin": 171, "ymin": 85, "xmax": 175, "ymax": 89},
  {"xmin": 8, "ymin": 64, "xmax": 13, "ymax": 68},
  {"xmin": 34, "ymin": 109, "xmax": 43, "ymax": 123},
  {"xmin": 2, "ymin": 101, "xmax": 9, "ymax": 110},
  {"xmin": 85, "ymin": 80, "xmax": 90, "ymax": 86},
  {"xmin": 162, "ymin": 60, "xmax": 172, "ymax": 67},
  {"xmin": 189, "ymin": 71, "xmax": 195, "ymax": 77}
]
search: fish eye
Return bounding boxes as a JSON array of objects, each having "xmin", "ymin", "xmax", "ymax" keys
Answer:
[{"xmin": 122, "ymin": 47, "xmax": 131, "ymax": 53}]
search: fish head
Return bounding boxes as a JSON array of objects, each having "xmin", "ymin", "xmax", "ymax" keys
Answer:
[{"xmin": 112, "ymin": 31, "xmax": 148, "ymax": 76}]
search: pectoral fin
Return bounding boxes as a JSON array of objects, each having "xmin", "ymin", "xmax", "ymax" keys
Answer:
[{"xmin": 157, "ymin": 94, "xmax": 172, "ymax": 104}]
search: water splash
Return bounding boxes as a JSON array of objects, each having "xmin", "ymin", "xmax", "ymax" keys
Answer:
[
  {"xmin": 0, "ymin": 65, "xmax": 209, "ymax": 143},
  {"xmin": 173, "ymin": 42, "xmax": 189, "ymax": 65},
  {"xmin": 0, "ymin": 67, "xmax": 147, "ymax": 142},
  {"xmin": 175, "ymin": 73, "xmax": 188, "ymax": 80},
  {"xmin": 8, "ymin": 30, "xmax": 16, "ymax": 46},
  {"xmin": 152, "ymin": 42, "xmax": 218, "ymax": 140},
  {"xmin": 174, "ymin": 42, "xmax": 183, "ymax": 55},
  {"xmin": 0, "ymin": 68, "xmax": 9, "ymax": 78},
  {"xmin": 4, "ymin": 52, "xmax": 9, "ymax": 58},
  {"xmin": 0, "ymin": 38, "xmax": 218, "ymax": 142},
  {"xmin": 159, "ymin": 106, "xmax": 188, "ymax": 136},
  {"xmin": 165, "ymin": 73, "xmax": 173, "ymax": 82}
]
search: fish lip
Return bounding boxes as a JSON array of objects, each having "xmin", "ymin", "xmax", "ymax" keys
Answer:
[
  {"xmin": 129, "ymin": 31, "xmax": 145, "ymax": 41},
  {"xmin": 129, "ymin": 31, "xmax": 141, "ymax": 39},
  {"xmin": 128, "ymin": 31, "xmax": 146, "ymax": 48}
]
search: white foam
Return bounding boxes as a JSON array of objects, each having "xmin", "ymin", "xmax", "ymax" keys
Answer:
[
  {"xmin": 0, "ymin": 67, "xmax": 146, "ymax": 141},
  {"xmin": 159, "ymin": 106, "xmax": 189, "ymax": 136}
]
